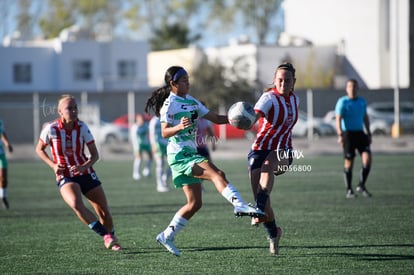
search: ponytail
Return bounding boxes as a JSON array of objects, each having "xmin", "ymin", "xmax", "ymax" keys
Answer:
[
  {"xmin": 145, "ymin": 65, "xmax": 186, "ymax": 117},
  {"xmin": 145, "ymin": 86, "xmax": 170, "ymax": 117}
]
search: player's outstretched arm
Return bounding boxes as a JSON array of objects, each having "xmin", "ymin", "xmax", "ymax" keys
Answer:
[{"xmin": 203, "ymin": 111, "xmax": 228, "ymax": 125}]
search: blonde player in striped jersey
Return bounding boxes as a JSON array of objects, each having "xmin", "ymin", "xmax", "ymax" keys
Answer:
[
  {"xmin": 36, "ymin": 95, "xmax": 121, "ymax": 251},
  {"xmin": 145, "ymin": 66, "xmax": 264, "ymax": 256},
  {"xmin": 248, "ymin": 63, "xmax": 299, "ymax": 255}
]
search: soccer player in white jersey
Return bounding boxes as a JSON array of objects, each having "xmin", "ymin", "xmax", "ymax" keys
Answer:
[
  {"xmin": 0, "ymin": 119, "xmax": 13, "ymax": 209},
  {"xmin": 248, "ymin": 63, "xmax": 299, "ymax": 255},
  {"xmin": 148, "ymin": 115, "xmax": 171, "ymax": 192},
  {"xmin": 35, "ymin": 94, "xmax": 121, "ymax": 251},
  {"xmin": 130, "ymin": 113, "xmax": 153, "ymax": 180},
  {"xmin": 145, "ymin": 66, "xmax": 265, "ymax": 256}
]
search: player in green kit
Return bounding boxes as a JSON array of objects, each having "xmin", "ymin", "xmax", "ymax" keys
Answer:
[{"xmin": 145, "ymin": 66, "xmax": 264, "ymax": 256}]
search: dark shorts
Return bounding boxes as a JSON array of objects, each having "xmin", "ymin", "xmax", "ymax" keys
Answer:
[
  {"xmin": 342, "ymin": 131, "xmax": 371, "ymax": 159},
  {"xmin": 247, "ymin": 149, "xmax": 293, "ymax": 172},
  {"xmin": 197, "ymin": 147, "xmax": 210, "ymax": 159},
  {"xmin": 56, "ymin": 172, "xmax": 102, "ymax": 195}
]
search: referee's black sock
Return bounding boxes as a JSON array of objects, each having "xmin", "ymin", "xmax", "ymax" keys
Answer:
[
  {"xmin": 343, "ymin": 168, "xmax": 352, "ymax": 190},
  {"xmin": 359, "ymin": 165, "xmax": 371, "ymax": 187}
]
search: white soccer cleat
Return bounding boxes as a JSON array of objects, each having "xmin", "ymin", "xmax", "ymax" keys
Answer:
[
  {"xmin": 157, "ymin": 185, "xmax": 169, "ymax": 192},
  {"xmin": 346, "ymin": 189, "xmax": 356, "ymax": 199},
  {"xmin": 156, "ymin": 232, "xmax": 181, "ymax": 256},
  {"xmin": 234, "ymin": 203, "xmax": 265, "ymax": 218},
  {"xmin": 142, "ymin": 168, "xmax": 151, "ymax": 177}
]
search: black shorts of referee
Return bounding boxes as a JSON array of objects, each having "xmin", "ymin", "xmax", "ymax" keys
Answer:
[{"xmin": 342, "ymin": 130, "xmax": 371, "ymax": 159}]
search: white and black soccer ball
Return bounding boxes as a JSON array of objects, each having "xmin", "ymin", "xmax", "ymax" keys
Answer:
[{"xmin": 227, "ymin": 101, "xmax": 256, "ymax": 130}]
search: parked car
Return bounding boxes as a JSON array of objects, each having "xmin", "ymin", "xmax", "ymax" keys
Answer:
[
  {"xmin": 323, "ymin": 110, "xmax": 393, "ymax": 136},
  {"xmin": 293, "ymin": 111, "xmax": 335, "ymax": 137},
  {"xmin": 367, "ymin": 102, "xmax": 414, "ymax": 133},
  {"xmin": 213, "ymin": 123, "xmax": 257, "ymax": 140},
  {"xmin": 88, "ymin": 120, "xmax": 129, "ymax": 144}
]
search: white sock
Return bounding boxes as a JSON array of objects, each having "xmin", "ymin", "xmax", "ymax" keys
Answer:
[
  {"xmin": 0, "ymin": 188, "xmax": 6, "ymax": 198},
  {"xmin": 133, "ymin": 158, "xmax": 141, "ymax": 177},
  {"xmin": 221, "ymin": 183, "xmax": 246, "ymax": 207},
  {"xmin": 164, "ymin": 213, "xmax": 188, "ymax": 240},
  {"xmin": 147, "ymin": 160, "xmax": 153, "ymax": 171}
]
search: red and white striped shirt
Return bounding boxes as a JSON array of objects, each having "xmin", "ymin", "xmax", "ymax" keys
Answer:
[
  {"xmin": 39, "ymin": 118, "xmax": 96, "ymax": 177},
  {"xmin": 252, "ymin": 88, "xmax": 299, "ymax": 151}
]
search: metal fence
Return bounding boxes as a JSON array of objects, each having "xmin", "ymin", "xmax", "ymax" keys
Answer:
[{"xmin": 0, "ymin": 88, "xmax": 413, "ymax": 143}]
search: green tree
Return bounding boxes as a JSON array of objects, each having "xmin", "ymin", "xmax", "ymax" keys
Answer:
[
  {"xmin": 190, "ymin": 57, "xmax": 256, "ymax": 111},
  {"xmin": 205, "ymin": 0, "xmax": 284, "ymax": 45},
  {"xmin": 123, "ymin": 0, "xmax": 202, "ymax": 50},
  {"xmin": 38, "ymin": 0, "xmax": 75, "ymax": 39},
  {"xmin": 16, "ymin": 0, "xmax": 33, "ymax": 39},
  {"xmin": 38, "ymin": 0, "xmax": 122, "ymax": 40},
  {"xmin": 149, "ymin": 22, "xmax": 201, "ymax": 51}
]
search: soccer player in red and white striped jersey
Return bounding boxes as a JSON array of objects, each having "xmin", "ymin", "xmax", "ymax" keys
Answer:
[
  {"xmin": 248, "ymin": 63, "xmax": 299, "ymax": 255},
  {"xmin": 36, "ymin": 95, "xmax": 121, "ymax": 251}
]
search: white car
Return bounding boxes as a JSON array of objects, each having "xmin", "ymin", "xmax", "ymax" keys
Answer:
[
  {"xmin": 293, "ymin": 111, "xmax": 335, "ymax": 137},
  {"xmin": 367, "ymin": 102, "xmax": 414, "ymax": 133},
  {"xmin": 323, "ymin": 110, "xmax": 393, "ymax": 136},
  {"xmin": 87, "ymin": 120, "xmax": 129, "ymax": 145}
]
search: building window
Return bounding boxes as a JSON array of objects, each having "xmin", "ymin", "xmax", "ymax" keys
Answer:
[
  {"xmin": 13, "ymin": 63, "xmax": 32, "ymax": 83},
  {"xmin": 118, "ymin": 60, "xmax": 136, "ymax": 79},
  {"xmin": 73, "ymin": 60, "xmax": 92, "ymax": 81}
]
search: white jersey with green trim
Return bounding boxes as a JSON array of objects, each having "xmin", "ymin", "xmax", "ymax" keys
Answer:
[{"xmin": 159, "ymin": 93, "xmax": 209, "ymax": 155}]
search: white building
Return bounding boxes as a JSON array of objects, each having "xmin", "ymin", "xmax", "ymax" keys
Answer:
[
  {"xmin": 283, "ymin": 0, "xmax": 409, "ymax": 89},
  {"xmin": 205, "ymin": 44, "xmax": 338, "ymax": 89},
  {"xmin": 0, "ymin": 38, "xmax": 149, "ymax": 92}
]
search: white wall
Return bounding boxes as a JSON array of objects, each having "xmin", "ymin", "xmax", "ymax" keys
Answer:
[
  {"xmin": 0, "ymin": 40, "xmax": 149, "ymax": 92},
  {"xmin": 106, "ymin": 41, "xmax": 149, "ymax": 91},
  {"xmin": 59, "ymin": 41, "xmax": 101, "ymax": 91},
  {"xmin": 0, "ymin": 46, "xmax": 57, "ymax": 91},
  {"xmin": 283, "ymin": 0, "xmax": 409, "ymax": 89}
]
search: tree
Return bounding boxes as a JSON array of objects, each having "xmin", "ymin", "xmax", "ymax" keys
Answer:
[
  {"xmin": 123, "ymin": 0, "xmax": 203, "ymax": 50},
  {"xmin": 16, "ymin": 0, "xmax": 33, "ymax": 39},
  {"xmin": 205, "ymin": 0, "xmax": 284, "ymax": 45},
  {"xmin": 38, "ymin": 0, "xmax": 123, "ymax": 40},
  {"xmin": 149, "ymin": 22, "xmax": 201, "ymax": 51},
  {"xmin": 190, "ymin": 57, "xmax": 256, "ymax": 111},
  {"xmin": 4, "ymin": 0, "xmax": 284, "ymax": 47},
  {"xmin": 39, "ymin": 0, "xmax": 75, "ymax": 39}
]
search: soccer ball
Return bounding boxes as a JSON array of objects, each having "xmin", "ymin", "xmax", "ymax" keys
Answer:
[{"xmin": 227, "ymin": 101, "xmax": 256, "ymax": 130}]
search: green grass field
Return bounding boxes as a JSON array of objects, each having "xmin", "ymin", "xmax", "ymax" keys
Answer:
[{"xmin": 1, "ymin": 154, "xmax": 414, "ymax": 274}]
